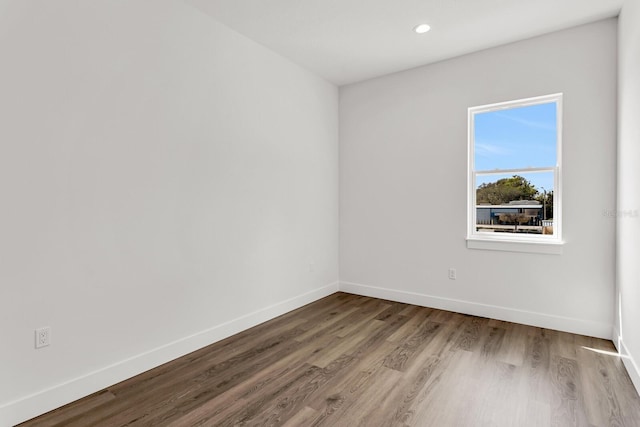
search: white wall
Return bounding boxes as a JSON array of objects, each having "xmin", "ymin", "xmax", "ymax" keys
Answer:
[
  {"xmin": 340, "ymin": 19, "xmax": 617, "ymax": 339},
  {"xmin": 616, "ymin": 0, "xmax": 640, "ymax": 395},
  {"xmin": 0, "ymin": 1, "xmax": 338, "ymax": 425}
]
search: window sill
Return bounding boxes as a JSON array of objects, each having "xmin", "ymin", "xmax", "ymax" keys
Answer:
[{"xmin": 466, "ymin": 237, "xmax": 564, "ymax": 254}]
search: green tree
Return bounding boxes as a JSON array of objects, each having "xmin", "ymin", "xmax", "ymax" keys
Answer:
[{"xmin": 476, "ymin": 175, "xmax": 538, "ymax": 205}]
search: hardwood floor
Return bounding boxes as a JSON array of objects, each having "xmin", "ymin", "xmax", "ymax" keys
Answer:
[{"xmin": 19, "ymin": 293, "xmax": 640, "ymax": 426}]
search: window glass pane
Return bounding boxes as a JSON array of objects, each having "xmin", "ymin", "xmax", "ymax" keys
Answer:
[
  {"xmin": 475, "ymin": 171, "xmax": 554, "ymax": 235},
  {"xmin": 474, "ymin": 102, "xmax": 557, "ymax": 171}
]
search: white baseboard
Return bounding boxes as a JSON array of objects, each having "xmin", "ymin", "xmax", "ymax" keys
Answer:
[
  {"xmin": 613, "ymin": 330, "xmax": 640, "ymax": 397},
  {"xmin": 0, "ymin": 282, "xmax": 338, "ymax": 427},
  {"xmin": 339, "ymin": 281, "xmax": 612, "ymax": 340}
]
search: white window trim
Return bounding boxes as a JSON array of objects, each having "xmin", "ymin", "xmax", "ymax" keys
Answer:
[{"xmin": 466, "ymin": 93, "xmax": 563, "ymax": 254}]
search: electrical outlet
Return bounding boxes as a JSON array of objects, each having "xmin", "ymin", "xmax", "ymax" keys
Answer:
[
  {"xmin": 308, "ymin": 261, "xmax": 315, "ymax": 273},
  {"xmin": 448, "ymin": 268, "xmax": 457, "ymax": 280},
  {"xmin": 35, "ymin": 327, "xmax": 51, "ymax": 349}
]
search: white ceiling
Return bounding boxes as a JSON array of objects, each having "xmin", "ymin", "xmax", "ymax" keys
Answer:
[{"xmin": 182, "ymin": 0, "xmax": 623, "ymax": 86}]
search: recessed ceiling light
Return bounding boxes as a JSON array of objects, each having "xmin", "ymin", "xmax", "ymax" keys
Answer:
[{"xmin": 413, "ymin": 24, "xmax": 431, "ymax": 34}]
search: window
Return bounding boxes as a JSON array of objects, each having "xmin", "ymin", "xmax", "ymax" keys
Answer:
[{"xmin": 467, "ymin": 94, "xmax": 562, "ymax": 253}]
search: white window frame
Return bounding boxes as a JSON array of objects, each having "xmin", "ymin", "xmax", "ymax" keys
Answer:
[{"xmin": 466, "ymin": 93, "xmax": 563, "ymax": 254}]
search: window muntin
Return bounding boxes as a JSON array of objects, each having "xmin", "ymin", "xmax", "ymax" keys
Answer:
[{"xmin": 468, "ymin": 94, "xmax": 562, "ymax": 244}]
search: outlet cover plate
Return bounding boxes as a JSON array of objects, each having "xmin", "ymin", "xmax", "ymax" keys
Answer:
[{"xmin": 35, "ymin": 327, "xmax": 51, "ymax": 348}]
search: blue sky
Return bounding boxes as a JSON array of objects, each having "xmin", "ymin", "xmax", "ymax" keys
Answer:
[{"xmin": 474, "ymin": 102, "xmax": 557, "ymax": 193}]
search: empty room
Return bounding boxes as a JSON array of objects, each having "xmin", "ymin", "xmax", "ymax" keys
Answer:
[{"xmin": 2, "ymin": 0, "xmax": 640, "ymax": 425}]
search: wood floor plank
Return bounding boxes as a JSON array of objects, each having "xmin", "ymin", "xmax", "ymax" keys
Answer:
[
  {"xmin": 480, "ymin": 326, "xmax": 507, "ymax": 358},
  {"xmin": 251, "ymin": 354, "xmax": 357, "ymax": 425},
  {"xmin": 473, "ymin": 360, "xmax": 521, "ymax": 425},
  {"xmin": 345, "ymin": 313, "xmax": 412, "ymax": 360},
  {"xmin": 454, "ymin": 315, "xmax": 488, "ymax": 352},
  {"xmin": 365, "ymin": 354, "xmax": 443, "ymax": 426},
  {"xmin": 575, "ymin": 342, "xmax": 627, "ymax": 427},
  {"xmin": 386, "ymin": 306, "xmax": 434, "ymax": 343},
  {"xmin": 164, "ymin": 396, "xmax": 249, "ymax": 427},
  {"xmin": 281, "ymin": 406, "xmax": 319, "ymax": 427},
  {"xmin": 406, "ymin": 349, "xmax": 479, "ymax": 426},
  {"xmin": 313, "ymin": 366, "xmax": 402, "ymax": 427},
  {"xmin": 383, "ymin": 320, "xmax": 442, "ymax": 372},
  {"xmin": 514, "ymin": 327, "xmax": 553, "ymax": 411},
  {"xmin": 307, "ymin": 319, "xmax": 386, "ymax": 368},
  {"xmin": 333, "ymin": 301, "xmax": 391, "ymax": 338},
  {"xmin": 213, "ymin": 363, "xmax": 324, "ymax": 426},
  {"xmin": 497, "ymin": 322, "xmax": 530, "ymax": 366},
  {"xmin": 165, "ymin": 331, "xmax": 348, "ymax": 426},
  {"xmin": 30, "ymin": 391, "xmax": 116, "ymax": 427},
  {"xmin": 550, "ymin": 355, "xmax": 589, "ymax": 427},
  {"xmin": 18, "ymin": 293, "xmax": 640, "ymax": 427},
  {"xmin": 295, "ymin": 306, "xmax": 360, "ymax": 341},
  {"xmin": 374, "ymin": 301, "xmax": 410, "ymax": 321},
  {"xmin": 305, "ymin": 339, "xmax": 398, "ymax": 412}
]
